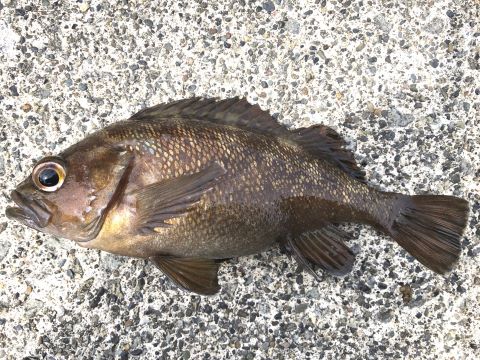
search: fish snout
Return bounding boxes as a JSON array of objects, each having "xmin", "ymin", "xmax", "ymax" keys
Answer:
[{"xmin": 6, "ymin": 190, "xmax": 52, "ymax": 229}]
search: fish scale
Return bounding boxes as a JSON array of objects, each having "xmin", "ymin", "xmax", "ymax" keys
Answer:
[{"xmin": 88, "ymin": 117, "xmax": 369, "ymax": 260}]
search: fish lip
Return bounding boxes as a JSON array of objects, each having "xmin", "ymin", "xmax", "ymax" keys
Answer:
[{"xmin": 6, "ymin": 190, "xmax": 52, "ymax": 229}]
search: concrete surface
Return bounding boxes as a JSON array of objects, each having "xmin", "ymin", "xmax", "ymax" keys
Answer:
[{"xmin": 0, "ymin": 0, "xmax": 479, "ymax": 359}]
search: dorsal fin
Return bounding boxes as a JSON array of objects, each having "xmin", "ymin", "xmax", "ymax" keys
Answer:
[
  {"xmin": 130, "ymin": 97, "xmax": 289, "ymax": 138},
  {"xmin": 130, "ymin": 97, "xmax": 365, "ymax": 182},
  {"xmin": 291, "ymin": 125, "xmax": 366, "ymax": 182}
]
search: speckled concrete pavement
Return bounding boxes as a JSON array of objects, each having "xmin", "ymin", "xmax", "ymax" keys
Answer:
[{"xmin": 0, "ymin": 0, "xmax": 479, "ymax": 359}]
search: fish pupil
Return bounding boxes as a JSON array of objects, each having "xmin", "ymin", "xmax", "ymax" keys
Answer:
[{"xmin": 39, "ymin": 168, "xmax": 59, "ymax": 187}]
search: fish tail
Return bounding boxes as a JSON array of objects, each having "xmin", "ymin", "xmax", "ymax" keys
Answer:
[{"xmin": 382, "ymin": 194, "xmax": 469, "ymax": 273}]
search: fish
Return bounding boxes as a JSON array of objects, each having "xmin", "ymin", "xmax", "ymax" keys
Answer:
[{"xmin": 5, "ymin": 98, "xmax": 469, "ymax": 295}]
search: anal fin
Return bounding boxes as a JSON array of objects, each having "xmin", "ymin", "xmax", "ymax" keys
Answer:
[
  {"xmin": 288, "ymin": 225, "xmax": 355, "ymax": 277},
  {"xmin": 150, "ymin": 256, "xmax": 220, "ymax": 295}
]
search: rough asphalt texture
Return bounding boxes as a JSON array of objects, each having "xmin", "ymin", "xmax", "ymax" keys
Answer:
[{"xmin": 0, "ymin": 0, "xmax": 479, "ymax": 359}]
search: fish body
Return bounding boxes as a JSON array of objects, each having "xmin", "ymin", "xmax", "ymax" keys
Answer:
[
  {"xmin": 6, "ymin": 98, "xmax": 469, "ymax": 295},
  {"xmin": 88, "ymin": 118, "xmax": 374, "ymax": 258}
]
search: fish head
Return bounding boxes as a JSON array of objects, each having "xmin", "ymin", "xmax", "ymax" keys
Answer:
[{"xmin": 6, "ymin": 138, "xmax": 132, "ymax": 243}]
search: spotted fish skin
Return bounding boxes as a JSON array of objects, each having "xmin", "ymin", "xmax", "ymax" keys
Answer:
[
  {"xmin": 6, "ymin": 98, "xmax": 469, "ymax": 295},
  {"xmin": 86, "ymin": 117, "xmax": 379, "ymax": 259}
]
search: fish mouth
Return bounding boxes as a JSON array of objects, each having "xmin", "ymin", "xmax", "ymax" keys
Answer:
[{"xmin": 5, "ymin": 190, "xmax": 52, "ymax": 229}]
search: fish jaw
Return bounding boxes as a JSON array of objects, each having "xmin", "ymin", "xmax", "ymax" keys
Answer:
[{"xmin": 5, "ymin": 190, "xmax": 52, "ymax": 230}]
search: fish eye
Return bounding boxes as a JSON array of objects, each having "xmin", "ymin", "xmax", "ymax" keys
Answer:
[{"xmin": 32, "ymin": 160, "xmax": 66, "ymax": 192}]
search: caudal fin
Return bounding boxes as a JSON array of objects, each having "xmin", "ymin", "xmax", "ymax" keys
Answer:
[{"xmin": 388, "ymin": 195, "xmax": 469, "ymax": 273}]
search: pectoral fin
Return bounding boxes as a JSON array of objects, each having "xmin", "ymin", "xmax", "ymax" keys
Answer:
[
  {"xmin": 150, "ymin": 256, "xmax": 221, "ymax": 295},
  {"xmin": 133, "ymin": 163, "xmax": 225, "ymax": 235},
  {"xmin": 288, "ymin": 225, "xmax": 355, "ymax": 278}
]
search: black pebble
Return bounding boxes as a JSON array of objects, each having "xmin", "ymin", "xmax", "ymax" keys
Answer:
[
  {"xmin": 378, "ymin": 282, "xmax": 388, "ymax": 290},
  {"xmin": 131, "ymin": 349, "xmax": 143, "ymax": 356},
  {"xmin": 358, "ymin": 282, "xmax": 372, "ymax": 293},
  {"xmin": 15, "ymin": 8, "xmax": 26, "ymax": 17},
  {"xmin": 89, "ymin": 287, "xmax": 107, "ymax": 309},
  {"xmin": 9, "ymin": 85, "xmax": 19, "ymax": 96},
  {"xmin": 429, "ymin": 59, "xmax": 439, "ymax": 68},
  {"xmin": 143, "ymin": 19, "xmax": 153, "ymax": 28},
  {"xmin": 380, "ymin": 130, "xmax": 395, "ymax": 141},
  {"xmin": 450, "ymin": 173, "xmax": 460, "ymax": 183},
  {"xmin": 263, "ymin": 1, "xmax": 275, "ymax": 13},
  {"xmin": 109, "ymin": 333, "xmax": 120, "ymax": 344}
]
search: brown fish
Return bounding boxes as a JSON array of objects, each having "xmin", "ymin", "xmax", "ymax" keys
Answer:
[{"xmin": 6, "ymin": 98, "xmax": 469, "ymax": 295}]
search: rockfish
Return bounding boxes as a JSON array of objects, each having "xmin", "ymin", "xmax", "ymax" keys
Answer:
[{"xmin": 6, "ymin": 98, "xmax": 469, "ymax": 294}]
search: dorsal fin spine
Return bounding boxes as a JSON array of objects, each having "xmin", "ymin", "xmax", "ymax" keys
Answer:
[{"xmin": 130, "ymin": 97, "xmax": 365, "ymax": 182}]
